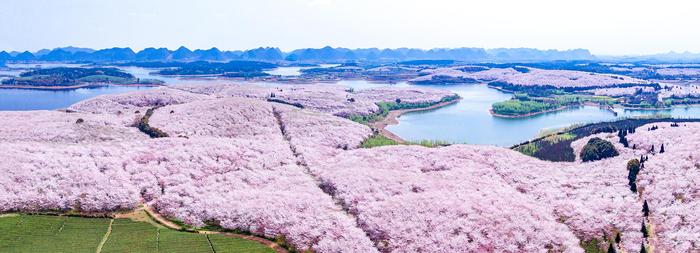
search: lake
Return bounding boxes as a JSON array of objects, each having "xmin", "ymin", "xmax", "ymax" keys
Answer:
[
  {"xmin": 0, "ymin": 65, "xmax": 217, "ymax": 111},
  {"xmin": 1, "ymin": 66, "xmax": 699, "ymax": 146},
  {"xmin": 263, "ymin": 64, "xmax": 340, "ymax": 76},
  {"xmin": 261, "ymin": 80, "xmax": 700, "ymax": 146},
  {"xmin": 385, "ymin": 83, "xmax": 700, "ymax": 146},
  {"xmin": 0, "ymin": 86, "xmax": 155, "ymax": 111}
]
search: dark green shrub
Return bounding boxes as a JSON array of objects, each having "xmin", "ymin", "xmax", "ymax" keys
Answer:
[{"xmin": 580, "ymin": 137, "xmax": 619, "ymax": 162}]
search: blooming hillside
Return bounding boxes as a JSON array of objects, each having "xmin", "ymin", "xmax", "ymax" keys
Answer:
[
  {"xmin": 1, "ymin": 90, "xmax": 379, "ymax": 252},
  {"xmin": 148, "ymin": 97, "xmax": 282, "ymax": 138},
  {"xmin": 411, "ymin": 67, "xmax": 517, "ymax": 83},
  {"xmin": 1, "ymin": 84, "xmax": 699, "ymax": 252},
  {"xmin": 1, "ymin": 142, "xmax": 140, "ymax": 212},
  {"xmin": 411, "ymin": 66, "xmax": 649, "ymax": 88},
  {"xmin": 68, "ymin": 87, "xmax": 211, "ymax": 114},
  {"xmin": 591, "ymin": 86, "xmax": 656, "ymax": 96},
  {"xmin": 312, "ymin": 144, "xmax": 650, "ymax": 252},
  {"xmin": 498, "ymin": 68, "xmax": 648, "ymax": 88},
  {"xmin": 0, "ymin": 110, "xmax": 146, "ymax": 143},
  {"xmin": 174, "ymin": 84, "xmax": 457, "ymax": 117},
  {"xmin": 625, "ymin": 123, "xmax": 700, "ymax": 252},
  {"xmin": 311, "ymin": 145, "xmax": 583, "ymax": 252},
  {"xmin": 570, "ymin": 122, "xmax": 700, "ymax": 252}
]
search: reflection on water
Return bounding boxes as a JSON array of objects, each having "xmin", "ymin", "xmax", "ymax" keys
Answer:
[
  {"xmin": 256, "ymin": 80, "xmax": 700, "ymax": 146},
  {"xmin": 0, "ymin": 65, "xmax": 170, "ymax": 111},
  {"xmin": 1, "ymin": 65, "xmax": 699, "ymax": 146},
  {"xmin": 0, "ymin": 86, "xmax": 154, "ymax": 111},
  {"xmin": 264, "ymin": 67, "xmax": 309, "ymax": 76},
  {"xmin": 263, "ymin": 64, "xmax": 340, "ymax": 76},
  {"xmin": 386, "ymin": 84, "xmax": 700, "ymax": 146},
  {"xmin": 114, "ymin": 66, "xmax": 211, "ymax": 86}
]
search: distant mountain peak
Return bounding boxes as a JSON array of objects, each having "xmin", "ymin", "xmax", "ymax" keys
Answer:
[
  {"xmin": 175, "ymin": 46, "xmax": 192, "ymax": 52},
  {"xmin": 1, "ymin": 46, "xmax": 602, "ymax": 63}
]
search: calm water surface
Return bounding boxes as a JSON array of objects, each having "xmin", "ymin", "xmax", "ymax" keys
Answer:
[
  {"xmin": 264, "ymin": 64, "xmax": 340, "ymax": 76},
  {"xmin": 1, "ymin": 67, "xmax": 699, "ymax": 146},
  {"xmin": 0, "ymin": 66, "xmax": 212, "ymax": 111},
  {"xmin": 0, "ymin": 64, "xmax": 163, "ymax": 110},
  {"xmin": 385, "ymin": 83, "xmax": 700, "ymax": 146},
  {"xmin": 0, "ymin": 86, "xmax": 154, "ymax": 111}
]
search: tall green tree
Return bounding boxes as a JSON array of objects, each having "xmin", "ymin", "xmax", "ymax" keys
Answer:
[{"xmin": 643, "ymin": 200, "xmax": 650, "ymax": 217}]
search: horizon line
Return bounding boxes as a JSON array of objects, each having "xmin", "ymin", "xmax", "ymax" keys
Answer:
[{"xmin": 3, "ymin": 45, "xmax": 700, "ymax": 58}]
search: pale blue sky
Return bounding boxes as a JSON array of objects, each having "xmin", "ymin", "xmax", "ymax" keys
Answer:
[{"xmin": 1, "ymin": 0, "xmax": 699, "ymax": 55}]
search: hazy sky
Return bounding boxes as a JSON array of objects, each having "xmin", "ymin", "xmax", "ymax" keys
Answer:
[{"xmin": 1, "ymin": 0, "xmax": 699, "ymax": 55}]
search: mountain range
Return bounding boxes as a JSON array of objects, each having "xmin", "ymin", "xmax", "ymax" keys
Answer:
[
  {"xmin": 598, "ymin": 51, "xmax": 700, "ymax": 63},
  {"xmin": 1, "ymin": 46, "xmax": 598, "ymax": 63}
]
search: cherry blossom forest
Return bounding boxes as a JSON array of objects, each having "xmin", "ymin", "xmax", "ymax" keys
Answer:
[{"xmin": 1, "ymin": 84, "xmax": 699, "ymax": 252}]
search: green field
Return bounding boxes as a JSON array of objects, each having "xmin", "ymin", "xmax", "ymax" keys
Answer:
[
  {"xmin": 101, "ymin": 219, "xmax": 158, "ymax": 253},
  {"xmin": 0, "ymin": 215, "xmax": 274, "ymax": 253},
  {"xmin": 0, "ymin": 215, "xmax": 109, "ymax": 253}
]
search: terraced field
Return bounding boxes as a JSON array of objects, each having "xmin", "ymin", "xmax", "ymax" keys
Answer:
[
  {"xmin": 0, "ymin": 215, "xmax": 109, "ymax": 253},
  {"xmin": 0, "ymin": 215, "xmax": 274, "ymax": 253}
]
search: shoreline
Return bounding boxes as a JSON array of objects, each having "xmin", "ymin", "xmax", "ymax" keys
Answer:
[
  {"xmin": 369, "ymin": 97, "xmax": 462, "ymax": 143},
  {"xmin": 0, "ymin": 83, "xmax": 163, "ymax": 90},
  {"xmin": 491, "ymin": 101, "xmax": 700, "ymax": 118},
  {"xmin": 490, "ymin": 105, "xmax": 572, "ymax": 118},
  {"xmin": 490, "ymin": 101, "xmax": 617, "ymax": 118}
]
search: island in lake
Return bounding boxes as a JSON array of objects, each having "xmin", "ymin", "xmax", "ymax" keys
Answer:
[
  {"xmin": 0, "ymin": 67, "xmax": 164, "ymax": 90},
  {"xmin": 122, "ymin": 60, "xmax": 277, "ymax": 77}
]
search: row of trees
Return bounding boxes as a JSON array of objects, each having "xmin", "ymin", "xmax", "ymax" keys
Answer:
[
  {"xmin": 649, "ymin": 144, "xmax": 665, "ymax": 153},
  {"xmin": 604, "ymin": 201, "xmax": 651, "ymax": 253},
  {"xmin": 617, "ymin": 127, "xmax": 638, "ymax": 148},
  {"xmin": 627, "ymin": 159, "xmax": 642, "ymax": 193},
  {"xmin": 618, "ymin": 148, "xmax": 654, "ymax": 253},
  {"xmin": 621, "ymin": 126, "xmax": 668, "ymax": 154}
]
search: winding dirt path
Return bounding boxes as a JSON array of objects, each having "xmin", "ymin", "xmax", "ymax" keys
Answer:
[
  {"xmin": 140, "ymin": 206, "xmax": 288, "ymax": 253},
  {"xmin": 140, "ymin": 206, "xmax": 181, "ymax": 230},
  {"xmin": 369, "ymin": 98, "xmax": 461, "ymax": 143},
  {"xmin": 95, "ymin": 219, "xmax": 114, "ymax": 253}
]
